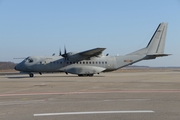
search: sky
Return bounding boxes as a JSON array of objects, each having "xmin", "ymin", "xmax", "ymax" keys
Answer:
[{"xmin": 0, "ymin": 0, "xmax": 180, "ymax": 67}]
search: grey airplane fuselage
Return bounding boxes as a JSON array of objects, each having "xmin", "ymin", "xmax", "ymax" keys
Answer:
[
  {"xmin": 15, "ymin": 53, "xmax": 148, "ymax": 74},
  {"xmin": 16, "ymin": 55, "xmax": 116, "ymax": 73}
]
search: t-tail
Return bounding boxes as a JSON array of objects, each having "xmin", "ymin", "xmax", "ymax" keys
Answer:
[{"xmin": 128, "ymin": 22, "xmax": 170, "ymax": 59}]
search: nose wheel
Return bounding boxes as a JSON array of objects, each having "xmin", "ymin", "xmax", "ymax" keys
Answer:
[{"xmin": 29, "ymin": 73, "xmax": 34, "ymax": 77}]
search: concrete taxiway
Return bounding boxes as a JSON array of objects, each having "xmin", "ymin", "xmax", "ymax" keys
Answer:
[{"xmin": 0, "ymin": 71, "xmax": 180, "ymax": 120}]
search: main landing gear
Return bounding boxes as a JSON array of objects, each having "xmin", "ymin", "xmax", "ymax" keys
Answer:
[{"xmin": 78, "ymin": 74, "xmax": 94, "ymax": 77}]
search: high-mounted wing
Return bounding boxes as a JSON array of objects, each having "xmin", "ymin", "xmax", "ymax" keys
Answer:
[{"xmin": 79, "ymin": 48, "xmax": 106, "ymax": 57}]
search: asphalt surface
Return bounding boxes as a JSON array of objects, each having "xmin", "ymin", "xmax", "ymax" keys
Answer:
[{"xmin": 0, "ymin": 71, "xmax": 180, "ymax": 120}]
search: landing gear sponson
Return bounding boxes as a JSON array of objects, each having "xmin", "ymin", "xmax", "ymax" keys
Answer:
[{"xmin": 28, "ymin": 73, "xmax": 93, "ymax": 77}]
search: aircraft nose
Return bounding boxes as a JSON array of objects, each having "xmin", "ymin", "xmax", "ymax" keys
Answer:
[
  {"xmin": 14, "ymin": 66, "xmax": 17, "ymax": 70},
  {"xmin": 14, "ymin": 63, "xmax": 24, "ymax": 71},
  {"xmin": 14, "ymin": 64, "xmax": 20, "ymax": 71}
]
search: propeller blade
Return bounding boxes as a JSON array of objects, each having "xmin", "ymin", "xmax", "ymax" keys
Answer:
[
  {"xmin": 64, "ymin": 45, "xmax": 67, "ymax": 55},
  {"xmin": 59, "ymin": 47, "xmax": 61, "ymax": 56},
  {"xmin": 13, "ymin": 57, "xmax": 26, "ymax": 59}
]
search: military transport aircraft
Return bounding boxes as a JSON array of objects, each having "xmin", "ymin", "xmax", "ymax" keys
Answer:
[{"xmin": 14, "ymin": 22, "xmax": 169, "ymax": 77}]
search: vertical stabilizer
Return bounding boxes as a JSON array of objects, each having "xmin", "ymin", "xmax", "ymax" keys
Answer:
[{"xmin": 147, "ymin": 22, "xmax": 168, "ymax": 55}]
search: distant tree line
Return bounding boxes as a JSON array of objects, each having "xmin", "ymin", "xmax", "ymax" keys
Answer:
[{"xmin": 0, "ymin": 62, "xmax": 16, "ymax": 70}]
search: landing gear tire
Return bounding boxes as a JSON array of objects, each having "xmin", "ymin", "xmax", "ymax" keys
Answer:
[
  {"xmin": 78, "ymin": 74, "xmax": 94, "ymax": 77},
  {"xmin": 88, "ymin": 74, "xmax": 94, "ymax": 77},
  {"xmin": 29, "ymin": 73, "xmax": 34, "ymax": 77},
  {"xmin": 78, "ymin": 74, "xmax": 83, "ymax": 77}
]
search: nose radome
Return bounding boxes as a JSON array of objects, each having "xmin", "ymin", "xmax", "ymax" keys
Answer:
[
  {"xmin": 14, "ymin": 64, "xmax": 21, "ymax": 71},
  {"xmin": 14, "ymin": 66, "xmax": 17, "ymax": 70},
  {"xmin": 14, "ymin": 64, "xmax": 19, "ymax": 71}
]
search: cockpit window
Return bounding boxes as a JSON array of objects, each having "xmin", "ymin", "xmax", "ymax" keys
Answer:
[
  {"xmin": 23, "ymin": 57, "xmax": 34, "ymax": 63},
  {"xmin": 28, "ymin": 58, "xmax": 33, "ymax": 63},
  {"xmin": 25, "ymin": 57, "xmax": 33, "ymax": 63}
]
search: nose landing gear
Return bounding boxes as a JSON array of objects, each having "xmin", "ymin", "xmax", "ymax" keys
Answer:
[{"xmin": 29, "ymin": 73, "xmax": 34, "ymax": 77}]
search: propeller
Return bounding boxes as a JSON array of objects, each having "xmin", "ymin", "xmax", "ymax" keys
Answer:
[{"xmin": 59, "ymin": 46, "xmax": 68, "ymax": 60}]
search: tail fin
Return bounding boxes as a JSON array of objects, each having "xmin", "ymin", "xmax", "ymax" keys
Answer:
[
  {"xmin": 128, "ymin": 22, "xmax": 170, "ymax": 57},
  {"xmin": 146, "ymin": 22, "xmax": 168, "ymax": 56}
]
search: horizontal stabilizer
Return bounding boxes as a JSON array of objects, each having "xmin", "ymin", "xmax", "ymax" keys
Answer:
[
  {"xmin": 145, "ymin": 54, "xmax": 171, "ymax": 60},
  {"xmin": 147, "ymin": 54, "xmax": 171, "ymax": 57}
]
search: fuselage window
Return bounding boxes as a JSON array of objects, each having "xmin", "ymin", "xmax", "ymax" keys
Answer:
[
  {"xmin": 83, "ymin": 62, "xmax": 85, "ymax": 64},
  {"xmin": 70, "ymin": 62, "xmax": 72, "ymax": 64},
  {"xmin": 89, "ymin": 62, "xmax": 91, "ymax": 64},
  {"xmin": 105, "ymin": 62, "xmax": 107, "ymax": 64},
  {"xmin": 79, "ymin": 62, "xmax": 82, "ymax": 64},
  {"xmin": 102, "ymin": 62, "xmax": 104, "ymax": 64},
  {"xmin": 96, "ymin": 62, "xmax": 98, "ymax": 64},
  {"xmin": 92, "ymin": 62, "xmax": 94, "ymax": 64},
  {"xmin": 86, "ymin": 62, "xmax": 88, "ymax": 64},
  {"xmin": 99, "ymin": 62, "xmax": 101, "ymax": 64}
]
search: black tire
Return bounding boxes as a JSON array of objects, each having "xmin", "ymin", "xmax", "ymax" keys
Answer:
[
  {"xmin": 88, "ymin": 74, "xmax": 94, "ymax": 77},
  {"xmin": 29, "ymin": 73, "xmax": 34, "ymax": 77},
  {"xmin": 78, "ymin": 74, "xmax": 83, "ymax": 77}
]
